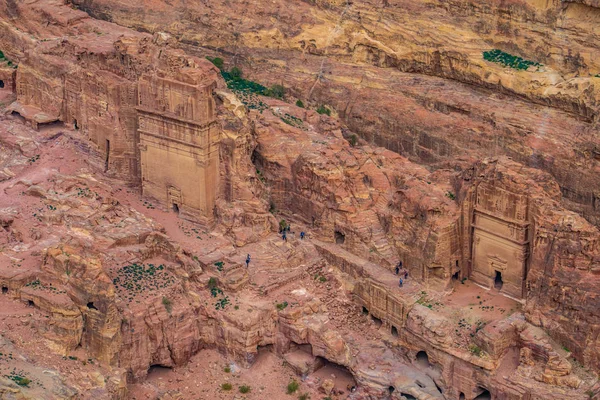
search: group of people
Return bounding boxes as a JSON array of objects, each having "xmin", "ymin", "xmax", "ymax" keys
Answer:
[
  {"xmin": 280, "ymin": 223, "xmax": 306, "ymax": 242},
  {"xmin": 395, "ymin": 261, "xmax": 408, "ymax": 287},
  {"xmin": 245, "ymin": 224, "xmax": 308, "ymax": 268}
]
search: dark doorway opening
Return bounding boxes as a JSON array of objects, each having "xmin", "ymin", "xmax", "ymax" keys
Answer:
[
  {"xmin": 334, "ymin": 230, "xmax": 345, "ymax": 244},
  {"xmin": 494, "ymin": 270, "xmax": 503, "ymax": 290},
  {"xmin": 388, "ymin": 386, "xmax": 395, "ymax": 394},
  {"xmin": 27, "ymin": 300, "xmax": 34, "ymax": 307},
  {"xmin": 147, "ymin": 364, "xmax": 172, "ymax": 378},
  {"xmin": 452, "ymin": 271, "xmax": 459, "ymax": 280},
  {"xmin": 400, "ymin": 394, "xmax": 417, "ymax": 400},
  {"xmin": 2, "ymin": 287, "xmax": 7, "ymax": 294},
  {"xmin": 391, "ymin": 325, "xmax": 398, "ymax": 337},
  {"xmin": 459, "ymin": 393, "xmax": 465, "ymax": 400},
  {"xmin": 172, "ymin": 203, "xmax": 180, "ymax": 214},
  {"xmin": 416, "ymin": 351, "xmax": 431, "ymax": 368},
  {"xmin": 0, "ymin": 80, "xmax": 4, "ymax": 89},
  {"xmin": 87, "ymin": 302, "xmax": 98, "ymax": 310},
  {"xmin": 370, "ymin": 314, "xmax": 382, "ymax": 328},
  {"xmin": 362, "ymin": 306, "xmax": 369, "ymax": 315},
  {"xmin": 10, "ymin": 111, "xmax": 25, "ymax": 123},
  {"xmin": 105, "ymin": 139, "xmax": 110, "ymax": 172},
  {"xmin": 474, "ymin": 388, "xmax": 491, "ymax": 400},
  {"xmin": 73, "ymin": 119, "xmax": 79, "ymax": 130}
]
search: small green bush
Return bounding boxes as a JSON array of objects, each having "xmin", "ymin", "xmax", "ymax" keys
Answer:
[
  {"xmin": 316, "ymin": 105, "xmax": 331, "ymax": 116},
  {"xmin": 469, "ymin": 344, "xmax": 482, "ymax": 357},
  {"xmin": 266, "ymin": 84, "xmax": 286, "ymax": 99},
  {"xmin": 296, "ymin": 100, "xmax": 305, "ymax": 108},
  {"xmin": 239, "ymin": 385, "xmax": 251, "ymax": 393},
  {"xmin": 348, "ymin": 134, "xmax": 358, "ymax": 147},
  {"xmin": 446, "ymin": 191, "xmax": 456, "ymax": 200},
  {"xmin": 287, "ymin": 380, "xmax": 299, "ymax": 394},
  {"xmin": 319, "ymin": 276, "xmax": 327, "ymax": 282},
  {"xmin": 230, "ymin": 67, "xmax": 243, "ymax": 80},
  {"xmin": 162, "ymin": 297, "xmax": 172, "ymax": 314},
  {"xmin": 206, "ymin": 56, "xmax": 224, "ymax": 70},
  {"xmin": 298, "ymin": 393, "xmax": 310, "ymax": 400},
  {"xmin": 279, "ymin": 219, "xmax": 287, "ymax": 232},
  {"xmin": 221, "ymin": 382, "xmax": 233, "ymax": 391},
  {"xmin": 276, "ymin": 301, "xmax": 289, "ymax": 311},
  {"xmin": 208, "ymin": 277, "xmax": 218, "ymax": 288},
  {"xmin": 224, "ymin": 366, "xmax": 231, "ymax": 373}
]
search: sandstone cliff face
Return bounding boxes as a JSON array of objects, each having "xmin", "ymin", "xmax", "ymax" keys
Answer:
[
  {"xmin": 1, "ymin": 0, "xmax": 600, "ymax": 399},
  {"xmin": 64, "ymin": 0, "xmax": 600, "ymax": 228}
]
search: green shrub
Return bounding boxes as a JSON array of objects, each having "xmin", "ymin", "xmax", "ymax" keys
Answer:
[
  {"xmin": 221, "ymin": 382, "xmax": 233, "ymax": 391},
  {"xmin": 230, "ymin": 67, "xmax": 243, "ymax": 80},
  {"xmin": 296, "ymin": 100, "xmax": 305, "ymax": 108},
  {"xmin": 316, "ymin": 105, "xmax": 331, "ymax": 116},
  {"xmin": 483, "ymin": 49, "xmax": 541, "ymax": 71},
  {"xmin": 239, "ymin": 385, "xmax": 251, "ymax": 393},
  {"xmin": 469, "ymin": 344, "xmax": 482, "ymax": 357},
  {"xmin": 446, "ymin": 191, "xmax": 456, "ymax": 200},
  {"xmin": 279, "ymin": 219, "xmax": 287, "ymax": 232},
  {"xmin": 298, "ymin": 393, "xmax": 310, "ymax": 400},
  {"xmin": 266, "ymin": 84, "xmax": 286, "ymax": 99},
  {"xmin": 319, "ymin": 276, "xmax": 327, "ymax": 282},
  {"xmin": 276, "ymin": 301, "xmax": 289, "ymax": 311},
  {"xmin": 287, "ymin": 380, "xmax": 299, "ymax": 394},
  {"xmin": 208, "ymin": 277, "xmax": 218, "ymax": 288},
  {"xmin": 206, "ymin": 56, "xmax": 224, "ymax": 70},
  {"xmin": 348, "ymin": 134, "xmax": 358, "ymax": 147},
  {"xmin": 162, "ymin": 297, "xmax": 172, "ymax": 314},
  {"xmin": 224, "ymin": 366, "xmax": 231, "ymax": 373}
]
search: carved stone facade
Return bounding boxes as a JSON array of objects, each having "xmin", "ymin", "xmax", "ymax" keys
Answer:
[
  {"xmin": 1, "ymin": 34, "xmax": 221, "ymax": 225},
  {"xmin": 470, "ymin": 183, "xmax": 530, "ymax": 298},
  {"xmin": 137, "ymin": 72, "xmax": 219, "ymax": 224}
]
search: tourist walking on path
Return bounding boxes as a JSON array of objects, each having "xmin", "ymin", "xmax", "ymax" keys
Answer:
[
  {"xmin": 246, "ymin": 254, "xmax": 251, "ymax": 268},
  {"xmin": 282, "ymin": 231, "xmax": 287, "ymax": 242},
  {"xmin": 399, "ymin": 278, "xmax": 403, "ymax": 288},
  {"xmin": 404, "ymin": 270, "xmax": 408, "ymax": 280},
  {"xmin": 300, "ymin": 231, "xmax": 305, "ymax": 240}
]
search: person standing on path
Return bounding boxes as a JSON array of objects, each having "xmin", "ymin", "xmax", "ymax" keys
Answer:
[{"xmin": 246, "ymin": 254, "xmax": 251, "ymax": 268}]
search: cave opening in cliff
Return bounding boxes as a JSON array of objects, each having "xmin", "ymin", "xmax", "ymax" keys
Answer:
[
  {"xmin": 312, "ymin": 357, "xmax": 356, "ymax": 392},
  {"xmin": 494, "ymin": 270, "xmax": 503, "ymax": 290},
  {"xmin": 10, "ymin": 111, "xmax": 25, "ymax": 123},
  {"xmin": 459, "ymin": 393, "xmax": 465, "ymax": 400},
  {"xmin": 415, "ymin": 351, "xmax": 430, "ymax": 368},
  {"xmin": 474, "ymin": 388, "xmax": 491, "ymax": 400},
  {"xmin": 388, "ymin": 386, "xmax": 395, "ymax": 394},
  {"xmin": 147, "ymin": 364, "xmax": 172, "ymax": 378},
  {"xmin": 27, "ymin": 300, "xmax": 34, "ymax": 307},
  {"xmin": 172, "ymin": 203, "xmax": 180, "ymax": 214},
  {"xmin": 87, "ymin": 302, "xmax": 98, "ymax": 310},
  {"xmin": 335, "ymin": 230, "xmax": 345, "ymax": 244},
  {"xmin": 391, "ymin": 325, "xmax": 398, "ymax": 337},
  {"xmin": 0, "ymin": 80, "xmax": 4, "ymax": 89},
  {"xmin": 452, "ymin": 271, "xmax": 459, "ymax": 280},
  {"xmin": 73, "ymin": 119, "xmax": 79, "ymax": 130},
  {"xmin": 400, "ymin": 393, "xmax": 416, "ymax": 400},
  {"xmin": 105, "ymin": 139, "xmax": 110, "ymax": 172},
  {"xmin": 370, "ymin": 314, "xmax": 383, "ymax": 328},
  {"xmin": 2, "ymin": 287, "xmax": 7, "ymax": 294},
  {"xmin": 362, "ymin": 306, "xmax": 369, "ymax": 315}
]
